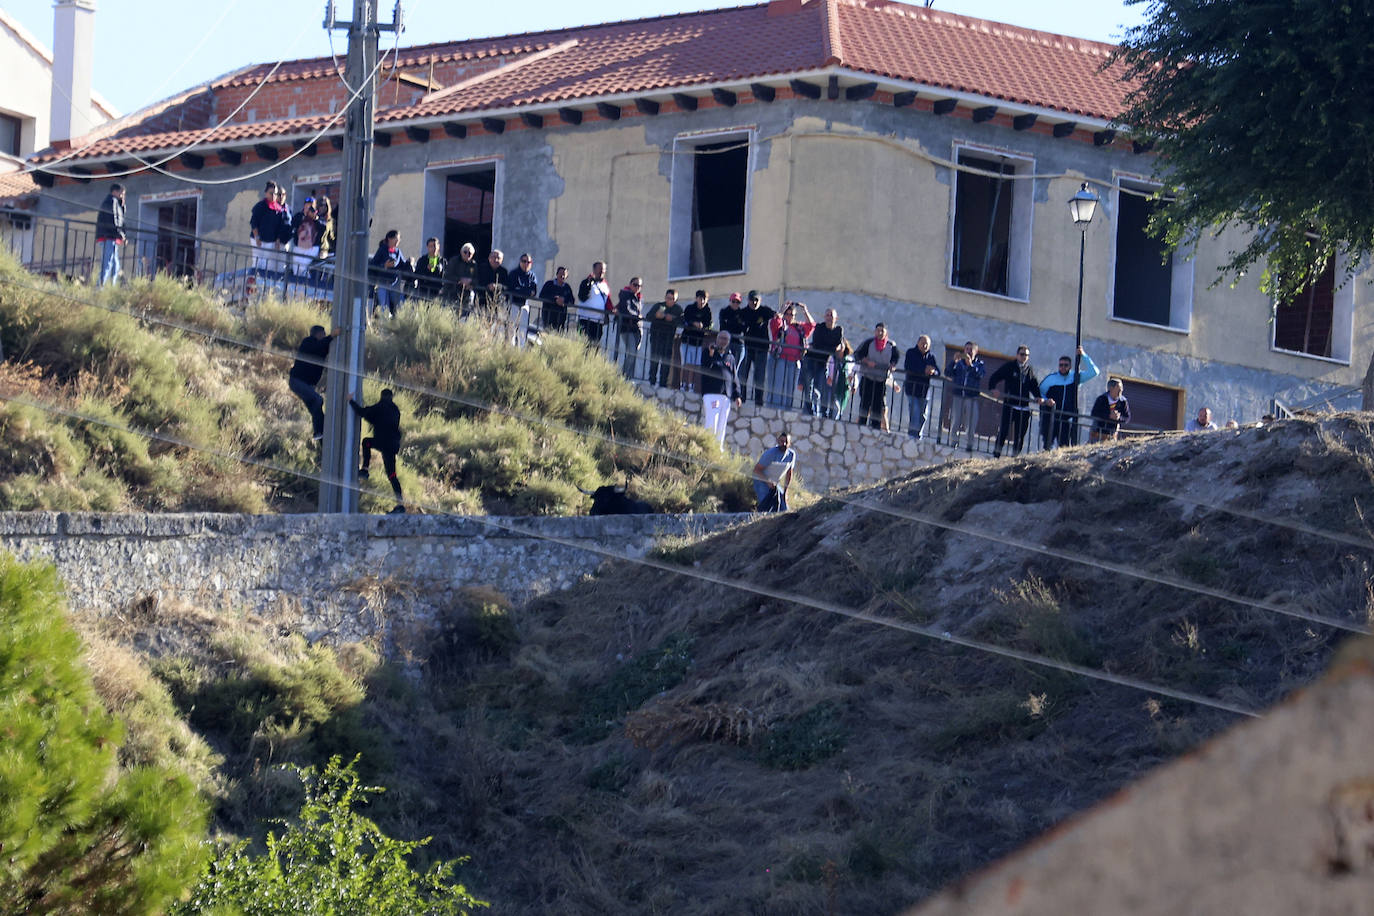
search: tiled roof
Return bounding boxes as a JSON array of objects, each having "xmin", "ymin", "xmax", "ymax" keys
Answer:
[
  {"xmin": 30, "ymin": 0, "xmax": 1136, "ymax": 166},
  {"xmin": 0, "ymin": 170, "xmax": 40, "ymax": 205},
  {"xmin": 834, "ymin": 0, "xmax": 1130, "ymax": 120},
  {"xmin": 385, "ymin": 3, "xmax": 826, "ymax": 120}
]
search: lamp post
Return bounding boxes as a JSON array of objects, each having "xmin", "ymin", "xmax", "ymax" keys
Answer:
[{"xmin": 1068, "ymin": 182, "xmax": 1099, "ymax": 428}]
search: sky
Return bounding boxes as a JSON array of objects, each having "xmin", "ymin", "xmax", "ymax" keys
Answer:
[{"xmin": 3, "ymin": 0, "xmax": 1150, "ymax": 117}]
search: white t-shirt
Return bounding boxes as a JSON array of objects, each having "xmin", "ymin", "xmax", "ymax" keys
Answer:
[{"xmin": 582, "ymin": 278, "xmax": 611, "ymax": 324}]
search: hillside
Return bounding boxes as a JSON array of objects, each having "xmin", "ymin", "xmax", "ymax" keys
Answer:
[
  {"xmin": 0, "ymin": 253, "xmax": 752, "ymax": 515},
  {"xmin": 70, "ymin": 412, "xmax": 1374, "ymax": 914}
]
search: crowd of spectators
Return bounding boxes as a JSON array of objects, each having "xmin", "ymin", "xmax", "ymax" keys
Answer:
[{"xmin": 255, "ymin": 209, "xmax": 1240, "ymax": 455}]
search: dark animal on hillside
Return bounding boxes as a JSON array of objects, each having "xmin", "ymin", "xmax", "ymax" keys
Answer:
[{"xmin": 585, "ymin": 485, "xmax": 653, "ymax": 515}]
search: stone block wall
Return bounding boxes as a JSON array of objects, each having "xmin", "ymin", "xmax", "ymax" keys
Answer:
[
  {"xmin": 0, "ymin": 512, "xmax": 744, "ymax": 645},
  {"xmin": 635, "ymin": 381, "xmax": 971, "ymax": 491}
]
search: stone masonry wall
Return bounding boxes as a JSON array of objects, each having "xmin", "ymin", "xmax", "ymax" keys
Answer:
[
  {"xmin": 0, "ymin": 512, "xmax": 744, "ymax": 645},
  {"xmin": 635, "ymin": 381, "xmax": 970, "ymax": 492}
]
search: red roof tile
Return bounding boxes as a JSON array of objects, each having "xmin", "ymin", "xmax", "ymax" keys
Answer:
[
  {"xmin": 30, "ymin": 0, "xmax": 1137, "ymax": 166},
  {"xmin": 834, "ymin": 0, "xmax": 1131, "ymax": 120}
]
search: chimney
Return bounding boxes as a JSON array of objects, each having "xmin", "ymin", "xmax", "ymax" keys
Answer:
[{"xmin": 50, "ymin": 0, "xmax": 97, "ymax": 146}]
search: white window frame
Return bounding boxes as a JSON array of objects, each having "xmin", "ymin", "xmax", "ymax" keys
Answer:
[
  {"xmin": 668, "ymin": 126, "xmax": 754, "ymax": 281},
  {"xmin": 422, "ymin": 155, "xmax": 503, "ymax": 255},
  {"xmin": 1107, "ymin": 174, "xmax": 1194, "ymax": 334},
  {"xmin": 1270, "ymin": 252, "xmax": 1354, "ymax": 365},
  {"xmin": 946, "ymin": 142, "xmax": 1035, "ymax": 303}
]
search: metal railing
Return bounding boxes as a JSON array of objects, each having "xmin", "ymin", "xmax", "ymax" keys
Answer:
[{"xmin": 2, "ymin": 208, "xmax": 1171, "ymax": 456}]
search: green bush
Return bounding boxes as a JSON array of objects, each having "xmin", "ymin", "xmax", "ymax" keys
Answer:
[
  {"xmin": 574, "ymin": 634, "xmax": 696, "ymax": 742},
  {"xmin": 0, "ymin": 554, "xmax": 208, "ymax": 914},
  {"xmin": 170, "ymin": 756, "xmax": 486, "ymax": 916}
]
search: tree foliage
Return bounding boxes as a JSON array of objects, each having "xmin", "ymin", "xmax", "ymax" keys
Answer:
[
  {"xmin": 170, "ymin": 756, "xmax": 486, "ymax": 916},
  {"xmin": 0, "ymin": 555, "xmax": 208, "ymax": 915},
  {"xmin": 1114, "ymin": 0, "xmax": 1374, "ymax": 298}
]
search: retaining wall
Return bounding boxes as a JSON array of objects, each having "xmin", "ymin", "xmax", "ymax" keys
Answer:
[
  {"xmin": 636, "ymin": 381, "xmax": 973, "ymax": 491},
  {"xmin": 0, "ymin": 512, "xmax": 745, "ymax": 644}
]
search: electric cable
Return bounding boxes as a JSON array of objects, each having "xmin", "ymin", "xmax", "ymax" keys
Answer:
[
  {"xmin": 0, "ymin": 385, "xmax": 1262, "ymax": 721},
  {"xmin": 0, "ymin": 271, "xmax": 1368, "ymax": 640}
]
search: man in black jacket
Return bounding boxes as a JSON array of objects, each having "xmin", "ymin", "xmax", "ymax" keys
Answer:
[
  {"xmin": 288, "ymin": 325, "xmax": 342, "ymax": 440},
  {"xmin": 349, "ymin": 389, "xmax": 405, "ymax": 514},
  {"xmin": 987, "ymin": 345, "xmax": 1045, "ymax": 457},
  {"xmin": 539, "ymin": 266, "xmax": 574, "ymax": 332},
  {"xmin": 95, "ymin": 183, "xmax": 126, "ymax": 286},
  {"xmin": 249, "ymin": 181, "xmax": 279, "ymax": 270},
  {"xmin": 902, "ymin": 334, "xmax": 939, "ymax": 438},
  {"xmin": 736, "ymin": 290, "xmax": 775, "ymax": 406},
  {"xmin": 805, "ymin": 308, "xmax": 845, "ymax": 417}
]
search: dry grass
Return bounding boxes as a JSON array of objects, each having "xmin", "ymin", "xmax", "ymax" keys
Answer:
[{"xmin": 53, "ymin": 413, "xmax": 1374, "ymax": 914}]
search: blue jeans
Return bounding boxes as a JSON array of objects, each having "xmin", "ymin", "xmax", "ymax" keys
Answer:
[
  {"xmin": 768, "ymin": 359, "xmax": 798, "ymax": 408},
  {"xmin": 98, "ymin": 239, "xmax": 121, "ymax": 286},
  {"xmin": 799, "ymin": 360, "xmax": 828, "ymax": 415},
  {"xmin": 907, "ymin": 394, "xmax": 929, "ymax": 438},
  {"xmin": 620, "ymin": 330, "xmax": 641, "ymax": 378},
  {"xmin": 375, "ymin": 285, "xmax": 402, "ymax": 316}
]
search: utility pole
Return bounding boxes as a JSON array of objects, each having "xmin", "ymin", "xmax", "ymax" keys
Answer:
[{"xmin": 320, "ymin": 0, "xmax": 401, "ymax": 513}]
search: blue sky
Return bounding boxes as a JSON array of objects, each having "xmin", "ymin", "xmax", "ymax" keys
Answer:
[{"xmin": 4, "ymin": 0, "xmax": 1149, "ymax": 117}]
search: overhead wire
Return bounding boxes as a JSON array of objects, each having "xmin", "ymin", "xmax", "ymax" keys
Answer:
[
  {"xmin": 0, "ymin": 270, "xmax": 1368, "ymax": 640},
  {"xmin": 0, "ymin": 385, "xmax": 1261, "ymax": 721},
  {"xmin": 30, "ymin": 5, "xmax": 316, "ymax": 179}
]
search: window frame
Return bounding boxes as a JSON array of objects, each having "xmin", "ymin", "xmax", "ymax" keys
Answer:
[
  {"xmin": 667, "ymin": 126, "xmax": 755, "ymax": 281},
  {"xmin": 1107, "ymin": 174, "xmax": 1194, "ymax": 334},
  {"xmin": 422, "ymin": 155, "xmax": 504, "ymax": 260},
  {"xmin": 946, "ymin": 143, "xmax": 1036, "ymax": 303},
  {"xmin": 1270, "ymin": 251, "xmax": 1354, "ymax": 365}
]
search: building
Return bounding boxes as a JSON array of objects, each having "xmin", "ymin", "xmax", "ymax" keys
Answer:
[{"xmin": 23, "ymin": 0, "xmax": 1370, "ymax": 425}]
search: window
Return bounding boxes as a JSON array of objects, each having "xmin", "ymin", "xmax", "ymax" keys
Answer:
[
  {"xmin": 1110, "ymin": 179, "xmax": 1193, "ymax": 330},
  {"xmin": 949, "ymin": 149, "xmax": 1033, "ymax": 300},
  {"xmin": 0, "ymin": 114, "xmax": 20, "ymax": 157},
  {"xmin": 422, "ymin": 159, "xmax": 501, "ymax": 262},
  {"xmin": 1271, "ymin": 243, "xmax": 1353, "ymax": 363},
  {"xmin": 669, "ymin": 131, "xmax": 750, "ymax": 278},
  {"xmin": 154, "ymin": 200, "xmax": 198, "ymax": 279},
  {"xmin": 1274, "ymin": 259, "xmax": 1335, "ymax": 358}
]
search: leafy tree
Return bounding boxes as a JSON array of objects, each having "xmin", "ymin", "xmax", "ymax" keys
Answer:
[
  {"xmin": 171, "ymin": 756, "xmax": 486, "ymax": 916},
  {"xmin": 0, "ymin": 555, "xmax": 208, "ymax": 915},
  {"xmin": 1114, "ymin": 1, "xmax": 1374, "ymax": 300}
]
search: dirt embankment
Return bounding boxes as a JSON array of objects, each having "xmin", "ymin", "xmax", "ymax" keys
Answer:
[{"xmin": 85, "ymin": 415, "xmax": 1374, "ymax": 915}]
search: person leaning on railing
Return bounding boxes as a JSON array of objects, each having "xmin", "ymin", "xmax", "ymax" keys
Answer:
[
  {"xmin": 539, "ymin": 266, "xmax": 574, "ymax": 332},
  {"xmin": 1039, "ymin": 346, "xmax": 1099, "ymax": 449},
  {"xmin": 448, "ymin": 243, "xmax": 480, "ymax": 314},
  {"xmin": 1089, "ymin": 378, "xmax": 1131, "ymax": 442}
]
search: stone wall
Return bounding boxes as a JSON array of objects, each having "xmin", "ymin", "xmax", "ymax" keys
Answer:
[
  {"xmin": 0, "ymin": 512, "xmax": 744, "ymax": 644},
  {"xmin": 635, "ymin": 381, "xmax": 970, "ymax": 492}
]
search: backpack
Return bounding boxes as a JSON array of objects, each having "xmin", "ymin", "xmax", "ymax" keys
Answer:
[{"xmin": 578, "ymin": 276, "xmax": 595, "ymax": 303}]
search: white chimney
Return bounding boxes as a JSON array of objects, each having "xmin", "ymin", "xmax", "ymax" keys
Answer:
[{"xmin": 49, "ymin": 0, "xmax": 97, "ymax": 147}]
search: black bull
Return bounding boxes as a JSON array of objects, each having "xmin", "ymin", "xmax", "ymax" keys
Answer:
[{"xmin": 586, "ymin": 485, "xmax": 654, "ymax": 515}]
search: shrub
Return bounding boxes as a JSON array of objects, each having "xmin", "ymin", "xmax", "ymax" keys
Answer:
[
  {"xmin": 0, "ymin": 554, "xmax": 208, "ymax": 914},
  {"xmin": 170, "ymin": 756, "xmax": 486, "ymax": 916}
]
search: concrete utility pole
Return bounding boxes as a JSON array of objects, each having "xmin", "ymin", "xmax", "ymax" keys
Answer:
[{"xmin": 320, "ymin": 0, "xmax": 401, "ymax": 513}]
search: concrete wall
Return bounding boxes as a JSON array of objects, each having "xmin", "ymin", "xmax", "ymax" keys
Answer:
[
  {"xmin": 36, "ymin": 94, "xmax": 1368, "ymax": 424},
  {"xmin": 0, "ymin": 512, "xmax": 744, "ymax": 646},
  {"xmin": 635, "ymin": 381, "xmax": 964, "ymax": 492}
]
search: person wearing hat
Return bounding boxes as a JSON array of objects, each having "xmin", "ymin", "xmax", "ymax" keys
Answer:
[
  {"xmin": 737, "ymin": 290, "xmax": 776, "ymax": 406},
  {"xmin": 718, "ymin": 291, "xmax": 749, "ymax": 370}
]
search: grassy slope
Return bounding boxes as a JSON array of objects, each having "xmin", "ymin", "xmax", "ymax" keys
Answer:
[
  {"xmin": 75, "ymin": 413, "xmax": 1374, "ymax": 914},
  {"xmin": 0, "ymin": 252, "xmax": 753, "ymax": 514}
]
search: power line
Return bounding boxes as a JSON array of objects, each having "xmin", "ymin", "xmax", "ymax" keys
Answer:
[
  {"xmin": 0, "ymin": 272, "xmax": 1367, "ymax": 638},
  {"xmin": 0, "ymin": 386, "xmax": 1261, "ymax": 721}
]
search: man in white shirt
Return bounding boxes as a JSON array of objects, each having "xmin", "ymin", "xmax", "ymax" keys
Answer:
[{"xmin": 577, "ymin": 260, "xmax": 612, "ymax": 345}]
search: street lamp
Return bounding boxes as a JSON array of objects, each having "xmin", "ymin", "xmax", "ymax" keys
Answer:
[{"xmin": 1068, "ymin": 182, "xmax": 1099, "ymax": 430}]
